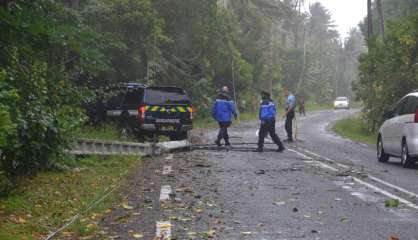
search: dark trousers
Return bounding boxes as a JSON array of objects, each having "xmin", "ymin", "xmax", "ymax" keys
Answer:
[
  {"xmin": 285, "ymin": 110, "xmax": 295, "ymax": 140},
  {"xmin": 299, "ymin": 106, "xmax": 305, "ymax": 116},
  {"xmin": 258, "ymin": 119, "xmax": 284, "ymax": 149},
  {"xmin": 217, "ymin": 122, "xmax": 231, "ymax": 143}
]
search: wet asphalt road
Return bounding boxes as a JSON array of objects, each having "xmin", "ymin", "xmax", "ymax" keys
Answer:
[{"xmin": 101, "ymin": 110, "xmax": 418, "ymax": 240}]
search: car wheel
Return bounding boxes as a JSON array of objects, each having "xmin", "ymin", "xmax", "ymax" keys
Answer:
[
  {"xmin": 377, "ymin": 136, "xmax": 389, "ymax": 163},
  {"xmin": 401, "ymin": 141, "xmax": 415, "ymax": 168}
]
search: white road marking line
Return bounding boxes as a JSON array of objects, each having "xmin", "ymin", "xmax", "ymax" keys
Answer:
[
  {"xmin": 162, "ymin": 165, "xmax": 173, "ymax": 175},
  {"xmin": 352, "ymin": 177, "xmax": 418, "ymax": 210},
  {"xmin": 300, "ymin": 148, "xmax": 350, "ymax": 169},
  {"xmin": 288, "ymin": 148, "xmax": 339, "ymax": 171},
  {"xmin": 336, "ymin": 163, "xmax": 350, "ymax": 169},
  {"xmin": 297, "ymin": 146, "xmax": 418, "ymax": 201},
  {"xmin": 368, "ymin": 175, "xmax": 418, "ymax": 200},
  {"xmin": 287, "ymin": 148, "xmax": 312, "ymax": 160},
  {"xmin": 165, "ymin": 154, "xmax": 174, "ymax": 160},
  {"xmin": 155, "ymin": 221, "xmax": 172, "ymax": 239},
  {"xmin": 289, "ymin": 148, "xmax": 418, "ymax": 210},
  {"xmin": 159, "ymin": 185, "xmax": 172, "ymax": 201}
]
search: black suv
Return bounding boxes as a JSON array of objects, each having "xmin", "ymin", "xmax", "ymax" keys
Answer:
[{"xmin": 105, "ymin": 83, "xmax": 193, "ymax": 140}]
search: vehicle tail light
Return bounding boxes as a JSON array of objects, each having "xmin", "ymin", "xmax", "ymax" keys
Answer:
[
  {"xmin": 138, "ymin": 105, "xmax": 146, "ymax": 121},
  {"xmin": 189, "ymin": 106, "xmax": 195, "ymax": 120},
  {"xmin": 415, "ymin": 109, "xmax": 418, "ymax": 123}
]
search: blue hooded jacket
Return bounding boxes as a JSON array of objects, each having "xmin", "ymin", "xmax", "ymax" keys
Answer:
[
  {"xmin": 211, "ymin": 93, "xmax": 237, "ymax": 123},
  {"xmin": 259, "ymin": 99, "xmax": 277, "ymax": 120}
]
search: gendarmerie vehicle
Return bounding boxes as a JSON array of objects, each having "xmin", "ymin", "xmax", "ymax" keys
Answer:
[{"xmin": 105, "ymin": 83, "xmax": 193, "ymax": 140}]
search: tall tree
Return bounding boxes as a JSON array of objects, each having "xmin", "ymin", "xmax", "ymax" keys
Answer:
[
  {"xmin": 367, "ymin": 0, "xmax": 373, "ymax": 39},
  {"xmin": 376, "ymin": 0, "xmax": 385, "ymax": 40}
]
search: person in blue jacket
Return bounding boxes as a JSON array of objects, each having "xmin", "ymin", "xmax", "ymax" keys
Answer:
[
  {"xmin": 211, "ymin": 92, "xmax": 238, "ymax": 146},
  {"xmin": 257, "ymin": 91, "xmax": 285, "ymax": 152}
]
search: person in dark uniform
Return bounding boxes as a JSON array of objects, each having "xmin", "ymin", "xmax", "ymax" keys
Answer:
[
  {"xmin": 299, "ymin": 96, "xmax": 306, "ymax": 117},
  {"xmin": 282, "ymin": 89, "xmax": 296, "ymax": 142},
  {"xmin": 211, "ymin": 92, "xmax": 238, "ymax": 146},
  {"xmin": 256, "ymin": 91, "xmax": 285, "ymax": 152}
]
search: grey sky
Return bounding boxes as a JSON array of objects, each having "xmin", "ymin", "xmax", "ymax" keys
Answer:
[{"xmin": 306, "ymin": 0, "xmax": 367, "ymax": 39}]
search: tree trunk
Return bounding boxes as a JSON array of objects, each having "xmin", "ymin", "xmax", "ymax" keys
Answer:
[
  {"xmin": 367, "ymin": 0, "xmax": 373, "ymax": 39},
  {"xmin": 73, "ymin": 0, "xmax": 79, "ymax": 8},
  {"xmin": 376, "ymin": 0, "xmax": 385, "ymax": 40}
]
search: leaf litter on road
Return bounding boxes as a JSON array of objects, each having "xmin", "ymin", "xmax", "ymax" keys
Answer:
[
  {"xmin": 132, "ymin": 233, "xmax": 144, "ymax": 239},
  {"xmin": 385, "ymin": 199, "xmax": 400, "ymax": 208}
]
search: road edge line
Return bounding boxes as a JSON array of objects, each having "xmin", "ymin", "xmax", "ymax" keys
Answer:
[
  {"xmin": 297, "ymin": 146, "xmax": 418, "ymax": 202},
  {"xmin": 288, "ymin": 148, "xmax": 418, "ymax": 210}
]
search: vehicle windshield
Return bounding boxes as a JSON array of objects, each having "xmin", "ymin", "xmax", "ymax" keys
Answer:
[
  {"xmin": 144, "ymin": 88, "xmax": 190, "ymax": 105},
  {"xmin": 336, "ymin": 97, "xmax": 348, "ymax": 101}
]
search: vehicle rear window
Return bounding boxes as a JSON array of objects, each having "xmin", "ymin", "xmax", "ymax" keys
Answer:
[
  {"xmin": 144, "ymin": 88, "xmax": 190, "ymax": 105},
  {"xmin": 336, "ymin": 97, "xmax": 348, "ymax": 101},
  {"xmin": 123, "ymin": 89, "xmax": 144, "ymax": 107},
  {"xmin": 402, "ymin": 96, "xmax": 418, "ymax": 115}
]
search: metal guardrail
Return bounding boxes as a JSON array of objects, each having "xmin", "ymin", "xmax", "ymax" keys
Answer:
[{"xmin": 69, "ymin": 139, "xmax": 190, "ymax": 156}]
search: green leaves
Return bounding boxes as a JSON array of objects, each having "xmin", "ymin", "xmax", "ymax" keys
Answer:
[
  {"xmin": 356, "ymin": 13, "xmax": 418, "ymax": 131},
  {"xmin": 385, "ymin": 199, "xmax": 400, "ymax": 208}
]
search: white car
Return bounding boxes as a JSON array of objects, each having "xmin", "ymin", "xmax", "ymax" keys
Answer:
[
  {"xmin": 377, "ymin": 92, "xmax": 418, "ymax": 168},
  {"xmin": 334, "ymin": 97, "xmax": 350, "ymax": 109}
]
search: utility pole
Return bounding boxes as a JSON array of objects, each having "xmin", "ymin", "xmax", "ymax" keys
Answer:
[
  {"xmin": 147, "ymin": 33, "xmax": 157, "ymax": 85},
  {"xmin": 335, "ymin": 48, "xmax": 339, "ymax": 98},
  {"xmin": 297, "ymin": 26, "xmax": 307, "ymax": 92},
  {"xmin": 231, "ymin": 52, "xmax": 240, "ymax": 120},
  {"xmin": 231, "ymin": 55, "xmax": 238, "ymax": 108}
]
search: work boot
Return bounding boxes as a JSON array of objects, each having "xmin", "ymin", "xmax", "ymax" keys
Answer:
[
  {"xmin": 284, "ymin": 138, "xmax": 293, "ymax": 143},
  {"xmin": 256, "ymin": 148, "xmax": 263, "ymax": 152},
  {"xmin": 215, "ymin": 139, "xmax": 222, "ymax": 147},
  {"xmin": 277, "ymin": 145, "xmax": 285, "ymax": 152},
  {"xmin": 225, "ymin": 140, "xmax": 231, "ymax": 147}
]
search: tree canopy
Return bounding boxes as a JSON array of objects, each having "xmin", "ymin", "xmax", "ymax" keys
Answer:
[
  {"xmin": 0, "ymin": 0, "xmax": 366, "ymax": 189},
  {"xmin": 356, "ymin": 0, "xmax": 418, "ymax": 131}
]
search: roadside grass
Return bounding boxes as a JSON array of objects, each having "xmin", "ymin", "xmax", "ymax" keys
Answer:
[
  {"xmin": 305, "ymin": 102, "xmax": 333, "ymax": 111},
  {"xmin": 332, "ymin": 117, "xmax": 377, "ymax": 145},
  {"xmin": 239, "ymin": 112, "xmax": 258, "ymax": 122},
  {"xmin": 194, "ymin": 102, "xmax": 333, "ymax": 129},
  {"xmin": 194, "ymin": 111, "xmax": 259, "ymax": 129},
  {"xmin": 0, "ymin": 155, "xmax": 141, "ymax": 239},
  {"xmin": 76, "ymin": 123, "xmax": 123, "ymax": 141},
  {"xmin": 194, "ymin": 116, "xmax": 218, "ymax": 129}
]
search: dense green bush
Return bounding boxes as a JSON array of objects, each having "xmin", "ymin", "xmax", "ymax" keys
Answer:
[
  {"xmin": 0, "ymin": 0, "xmax": 256, "ymax": 193},
  {"xmin": 0, "ymin": 1, "xmax": 87, "ymax": 189},
  {"xmin": 355, "ymin": 13, "xmax": 418, "ymax": 131},
  {"xmin": 0, "ymin": 0, "xmax": 367, "ymax": 194}
]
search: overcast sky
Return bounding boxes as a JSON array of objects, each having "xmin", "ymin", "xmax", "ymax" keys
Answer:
[{"xmin": 306, "ymin": 0, "xmax": 367, "ymax": 39}]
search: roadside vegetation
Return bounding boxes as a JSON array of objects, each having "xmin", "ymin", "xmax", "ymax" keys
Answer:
[
  {"xmin": 76, "ymin": 123, "xmax": 123, "ymax": 141},
  {"xmin": 1, "ymin": 0, "xmax": 415, "ymax": 237},
  {"xmin": 355, "ymin": 1, "xmax": 418, "ymax": 131},
  {"xmin": 0, "ymin": 155, "xmax": 140, "ymax": 239},
  {"xmin": 0, "ymin": 0, "xmax": 364, "ymax": 195},
  {"xmin": 333, "ymin": 0, "xmax": 418, "ymax": 146},
  {"xmin": 332, "ymin": 117, "xmax": 377, "ymax": 145},
  {"xmin": 305, "ymin": 102, "xmax": 333, "ymax": 111},
  {"xmin": 194, "ymin": 101, "xmax": 332, "ymax": 129}
]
